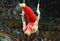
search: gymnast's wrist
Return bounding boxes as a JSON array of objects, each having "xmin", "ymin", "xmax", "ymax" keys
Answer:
[
  {"xmin": 19, "ymin": 3, "xmax": 26, "ymax": 7},
  {"xmin": 36, "ymin": 11, "xmax": 40, "ymax": 15}
]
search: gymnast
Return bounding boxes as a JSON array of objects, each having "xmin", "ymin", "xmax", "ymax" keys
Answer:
[{"xmin": 19, "ymin": 2, "xmax": 41, "ymax": 36}]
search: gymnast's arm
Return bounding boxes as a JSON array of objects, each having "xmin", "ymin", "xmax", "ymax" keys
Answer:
[
  {"xmin": 19, "ymin": 3, "xmax": 26, "ymax": 31},
  {"xmin": 34, "ymin": 3, "xmax": 41, "ymax": 25},
  {"xmin": 22, "ymin": 10, "xmax": 26, "ymax": 30}
]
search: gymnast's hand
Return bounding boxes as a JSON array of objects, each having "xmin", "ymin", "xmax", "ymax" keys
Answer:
[
  {"xmin": 19, "ymin": 3, "xmax": 25, "ymax": 7},
  {"xmin": 36, "ymin": 3, "xmax": 40, "ymax": 15}
]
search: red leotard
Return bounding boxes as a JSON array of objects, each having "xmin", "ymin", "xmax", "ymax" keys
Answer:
[
  {"xmin": 22, "ymin": 5, "xmax": 37, "ymax": 22},
  {"xmin": 24, "ymin": 22, "xmax": 34, "ymax": 32},
  {"xmin": 22, "ymin": 5, "xmax": 37, "ymax": 33}
]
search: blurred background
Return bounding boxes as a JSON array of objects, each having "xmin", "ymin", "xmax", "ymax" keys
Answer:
[{"xmin": 0, "ymin": 0, "xmax": 60, "ymax": 41}]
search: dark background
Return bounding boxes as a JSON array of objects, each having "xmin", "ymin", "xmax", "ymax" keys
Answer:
[{"xmin": 0, "ymin": 0, "xmax": 60, "ymax": 41}]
